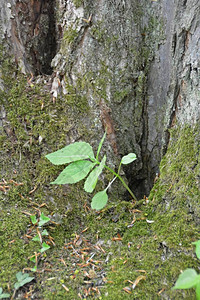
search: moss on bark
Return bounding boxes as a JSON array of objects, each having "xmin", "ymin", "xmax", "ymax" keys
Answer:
[
  {"xmin": 0, "ymin": 4, "xmax": 199, "ymax": 299},
  {"xmin": 0, "ymin": 61, "xmax": 199, "ymax": 300}
]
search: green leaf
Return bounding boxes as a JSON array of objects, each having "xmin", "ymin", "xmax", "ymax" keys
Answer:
[
  {"xmin": 0, "ymin": 293, "xmax": 10, "ymax": 299},
  {"xmin": 32, "ymin": 230, "xmax": 48, "ymax": 241},
  {"xmin": 196, "ymin": 283, "xmax": 200, "ymax": 300},
  {"xmin": 192, "ymin": 240, "xmax": 200, "ymax": 260},
  {"xmin": 32, "ymin": 234, "xmax": 40, "ymax": 242},
  {"xmin": 16, "ymin": 272, "xmax": 23, "ymax": 282},
  {"xmin": 172, "ymin": 269, "xmax": 200, "ymax": 290},
  {"xmin": 91, "ymin": 190, "xmax": 108, "ymax": 210},
  {"xmin": 31, "ymin": 266, "xmax": 37, "ymax": 272},
  {"xmin": 42, "ymin": 229, "xmax": 49, "ymax": 236},
  {"xmin": 30, "ymin": 215, "xmax": 37, "ymax": 225},
  {"xmin": 30, "ymin": 256, "xmax": 36, "ymax": 263},
  {"xmin": 51, "ymin": 160, "xmax": 96, "ymax": 184},
  {"xmin": 45, "ymin": 142, "xmax": 95, "ymax": 165},
  {"xmin": 0, "ymin": 288, "xmax": 10, "ymax": 299},
  {"xmin": 96, "ymin": 132, "xmax": 106, "ymax": 160},
  {"xmin": 14, "ymin": 272, "xmax": 34, "ymax": 290},
  {"xmin": 38, "ymin": 212, "xmax": 50, "ymax": 227},
  {"xmin": 40, "ymin": 242, "xmax": 50, "ymax": 253},
  {"xmin": 0, "ymin": 294, "xmax": 10, "ymax": 299},
  {"xmin": 121, "ymin": 153, "xmax": 137, "ymax": 165},
  {"xmin": 84, "ymin": 155, "xmax": 106, "ymax": 193}
]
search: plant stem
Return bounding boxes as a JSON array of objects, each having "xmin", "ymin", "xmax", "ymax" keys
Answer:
[
  {"xmin": 104, "ymin": 165, "xmax": 137, "ymax": 201},
  {"xmin": 91, "ymin": 158, "xmax": 137, "ymax": 201},
  {"xmin": 105, "ymin": 176, "xmax": 117, "ymax": 191}
]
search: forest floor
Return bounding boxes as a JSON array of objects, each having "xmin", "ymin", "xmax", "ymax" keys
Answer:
[
  {"xmin": 0, "ymin": 175, "xmax": 199, "ymax": 300},
  {"xmin": 0, "ymin": 70, "xmax": 199, "ymax": 299}
]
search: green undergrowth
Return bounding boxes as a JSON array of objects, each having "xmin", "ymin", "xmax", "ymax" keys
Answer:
[{"xmin": 1, "ymin": 48, "xmax": 200, "ymax": 298}]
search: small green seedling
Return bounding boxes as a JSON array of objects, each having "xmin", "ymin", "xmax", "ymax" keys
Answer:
[
  {"xmin": 30, "ymin": 213, "xmax": 51, "ymax": 271},
  {"xmin": 31, "ymin": 265, "xmax": 37, "ymax": 272},
  {"xmin": 0, "ymin": 287, "xmax": 10, "ymax": 299},
  {"xmin": 172, "ymin": 240, "xmax": 200, "ymax": 299},
  {"xmin": 45, "ymin": 132, "xmax": 137, "ymax": 210},
  {"xmin": 192, "ymin": 240, "xmax": 200, "ymax": 259},
  {"xmin": 14, "ymin": 272, "xmax": 34, "ymax": 290},
  {"xmin": 30, "ymin": 213, "xmax": 50, "ymax": 227},
  {"xmin": 30, "ymin": 215, "xmax": 37, "ymax": 225},
  {"xmin": 38, "ymin": 212, "xmax": 50, "ymax": 227},
  {"xmin": 40, "ymin": 242, "xmax": 50, "ymax": 253},
  {"xmin": 32, "ymin": 229, "xmax": 49, "ymax": 242}
]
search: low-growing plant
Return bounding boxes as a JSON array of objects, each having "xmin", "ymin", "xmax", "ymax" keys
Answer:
[
  {"xmin": 45, "ymin": 132, "xmax": 137, "ymax": 210},
  {"xmin": 172, "ymin": 240, "xmax": 200, "ymax": 299},
  {"xmin": 29, "ymin": 212, "xmax": 51, "ymax": 271},
  {"xmin": 0, "ymin": 287, "xmax": 10, "ymax": 299},
  {"xmin": 14, "ymin": 272, "xmax": 35, "ymax": 291},
  {"xmin": 0, "ymin": 272, "xmax": 35, "ymax": 299}
]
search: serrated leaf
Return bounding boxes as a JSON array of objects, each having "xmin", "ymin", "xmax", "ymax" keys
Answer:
[
  {"xmin": 45, "ymin": 142, "xmax": 95, "ymax": 165},
  {"xmin": 40, "ymin": 242, "xmax": 50, "ymax": 253},
  {"xmin": 91, "ymin": 190, "xmax": 108, "ymax": 210},
  {"xmin": 172, "ymin": 269, "xmax": 200, "ymax": 289},
  {"xmin": 38, "ymin": 212, "xmax": 50, "ymax": 227},
  {"xmin": 121, "ymin": 153, "xmax": 137, "ymax": 165},
  {"xmin": 192, "ymin": 240, "xmax": 200, "ymax": 260},
  {"xmin": 84, "ymin": 155, "xmax": 106, "ymax": 193},
  {"xmin": 14, "ymin": 272, "xmax": 34, "ymax": 290},
  {"xmin": 30, "ymin": 215, "xmax": 37, "ymax": 225},
  {"xmin": 51, "ymin": 160, "xmax": 96, "ymax": 184},
  {"xmin": 96, "ymin": 132, "xmax": 106, "ymax": 160}
]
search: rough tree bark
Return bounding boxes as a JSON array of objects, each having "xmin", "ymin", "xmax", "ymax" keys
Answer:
[
  {"xmin": 1, "ymin": 0, "xmax": 199, "ymax": 193},
  {"xmin": 0, "ymin": 0, "xmax": 199, "ymax": 299}
]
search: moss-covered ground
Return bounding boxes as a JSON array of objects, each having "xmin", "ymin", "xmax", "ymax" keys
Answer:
[{"xmin": 0, "ymin": 53, "xmax": 200, "ymax": 299}]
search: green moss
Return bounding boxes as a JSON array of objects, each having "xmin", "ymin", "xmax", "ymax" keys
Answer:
[
  {"xmin": 90, "ymin": 21, "xmax": 107, "ymax": 43},
  {"xmin": 62, "ymin": 76, "xmax": 90, "ymax": 112},
  {"xmin": 149, "ymin": 125, "xmax": 200, "ymax": 217},
  {"xmin": 0, "ymin": 48, "xmax": 93, "ymax": 293},
  {"xmin": 83, "ymin": 124, "xmax": 199, "ymax": 299},
  {"xmin": 0, "ymin": 206, "xmax": 34, "ymax": 288},
  {"xmin": 63, "ymin": 26, "xmax": 79, "ymax": 46},
  {"xmin": 0, "ymin": 16, "xmax": 199, "ymax": 300},
  {"xmin": 63, "ymin": 62, "xmax": 112, "ymax": 107},
  {"xmin": 73, "ymin": 0, "xmax": 84, "ymax": 9}
]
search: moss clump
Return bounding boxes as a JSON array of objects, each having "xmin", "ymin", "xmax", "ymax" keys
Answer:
[
  {"xmin": 62, "ymin": 76, "xmax": 90, "ymax": 113},
  {"xmin": 1, "ymin": 120, "xmax": 199, "ymax": 299},
  {"xmin": 149, "ymin": 125, "xmax": 200, "ymax": 221},
  {"xmin": 62, "ymin": 26, "xmax": 79, "ymax": 46},
  {"xmin": 88, "ymin": 124, "xmax": 199, "ymax": 299},
  {"xmin": 0, "ymin": 206, "xmax": 34, "ymax": 288},
  {"xmin": 0, "ymin": 47, "xmax": 94, "ymax": 294},
  {"xmin": 73, "ymin": 0, "xmax": 84, "ymax": 9}
]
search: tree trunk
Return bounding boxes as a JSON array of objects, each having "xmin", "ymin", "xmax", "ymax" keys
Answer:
[{"xmin": 0, "ymin": 0, "xmax": 199, "ymax": 298}]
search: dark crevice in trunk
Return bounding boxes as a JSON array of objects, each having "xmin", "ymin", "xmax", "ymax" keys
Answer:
[
  {"xmin": 13, "ymin": 0, "xmax": 58, "ymax": 75},
  {"xmin": 30, "ymin": 0, "xmax": 57, "ymax": 75},
  {"xmin": 123, "ymin": 69, "xmax": 157, "ymax": 198},
  {"xmin": 41, "ymin": 1, "xmax": 57, "ymax": 75}
]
